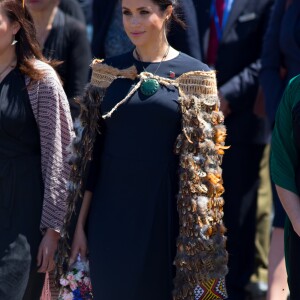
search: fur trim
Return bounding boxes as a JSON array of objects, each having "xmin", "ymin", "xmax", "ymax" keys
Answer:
[
  {"xmin": 173, "ymin": 70, "xmax": 228, "ymax": 300},
  {"xmin": 56, "ymin": 83, "xmax": 106, "ymax": 279}
]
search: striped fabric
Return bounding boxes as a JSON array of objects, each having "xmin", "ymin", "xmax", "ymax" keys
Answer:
[{"xmin": 25, "ymin": 60, "xmax": 74, "ymax": 233}]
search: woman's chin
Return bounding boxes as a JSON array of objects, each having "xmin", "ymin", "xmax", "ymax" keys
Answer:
[{"xmin": 128, "ymin": 36, "xmax": 147, "ymax": 47}]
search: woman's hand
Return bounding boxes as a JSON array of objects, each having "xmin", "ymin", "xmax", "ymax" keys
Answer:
[
  {"xmin": 291, "ymin": 219, "xmax": 300, "ymax": 237},
  {"xmin": 69, "ymin": 225, "xmax": 88, "ymax": 265},
  {"xmin": 37, "ymin": 228, "xmax": 60, "ymax": 273}
]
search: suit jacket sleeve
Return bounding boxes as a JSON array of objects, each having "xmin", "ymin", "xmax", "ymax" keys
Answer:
[
  {"xmin": 219, "ymin": 2, "xmax": 274, "ymax": 113},
  {"xmin": 260, "ymin": 0, "xmax": 286, "ymax": 124},
  {"xmin": 219, "ymin": 59, "xmax": 261, "ymax": 112}
]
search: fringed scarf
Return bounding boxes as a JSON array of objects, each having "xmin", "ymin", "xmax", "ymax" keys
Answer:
[{"xmin": 56, "ymin": 59, "xmax": 229, "ymax": 300}]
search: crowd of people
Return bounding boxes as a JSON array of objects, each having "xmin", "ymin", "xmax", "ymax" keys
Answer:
[{"xmin": 0, "ymin": 0, "xmax": 299, "ymax": 300}]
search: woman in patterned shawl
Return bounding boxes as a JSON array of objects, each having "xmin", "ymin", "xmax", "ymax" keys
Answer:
[{"xmin": 0, "ymin": 1, "xmax": 73, "ymax": 299}]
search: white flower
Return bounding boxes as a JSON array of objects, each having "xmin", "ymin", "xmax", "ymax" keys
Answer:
[
  {"xmin": 70, "ymin": 281, "xmax": 78, "ymax": 291},
  {"xmin": 59, "ymin": 278, "xmax": 69, "ymax": 287},
  {"xmin": 67, "ymin": 274, "xmax": 75, "ymax": 281},
  {"xmin": 83, "ymin": 276, "xmax": 91, "ymax": 285},
  {"xmin": 63, "ymin": 292, "xmax": 73, "ymax": 300},
  {"xmin": 74, "ymin": 270, "xmax": 83, "ymax": 281}
]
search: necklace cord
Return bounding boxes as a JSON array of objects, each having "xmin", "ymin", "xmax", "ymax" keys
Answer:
[
  {"xmin": 102, "ymin": 45, "xmax": 172, "ymax": 119},
  {"xmin": 135, "ymin": 44, "xmax": 170, "ymax": 76}
]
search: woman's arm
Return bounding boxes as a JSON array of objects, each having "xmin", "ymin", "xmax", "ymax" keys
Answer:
[
  {"xmin": 69, "ymin": 127, "xmax": 104, "ymax": 263},
  {"xmin": 75, "ymin": 191, "xmax": 93, "ymax": 230},
  {"xmin": 276, "ymin": 185, "xmax": 300, "ymax": 236},
  {"xmin": 69, "ymin": 190, "xmax": 93, "ymax": 264},
  {"xmin": 28, "ymin": 62, "xmax": 74, "ymax": 233},
  {"xmin": 27, "ymin": 60, "xmax": 74, "ymax": 272}
]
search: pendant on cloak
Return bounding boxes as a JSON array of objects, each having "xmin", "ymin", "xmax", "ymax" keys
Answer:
[{"xmin": 140, "ymin": 78, "xmax": 159, "ymax": 96}]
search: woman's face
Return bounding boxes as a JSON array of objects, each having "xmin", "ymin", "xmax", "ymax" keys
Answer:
[
  {"xmin": 122, "ymin": 0, "xmax": 171, "ymax": 48},
  {"xmin": 0, "ymin": 7, "xmax": 19, "ymax": 57}
]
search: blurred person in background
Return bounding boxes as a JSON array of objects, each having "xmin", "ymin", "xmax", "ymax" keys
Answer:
[
  {"xmin": 192, "ymin": 0, "xmax": 274, "ymax": 298},
  {"xmin": 59, "ymin": 0, "xmax": 93, "ymax": 41},
  {"xmin": 91, "ymin": 0, "xmax": 201, "ymax": 59},
  {"xmin": 77, "ymin": 0, "xmax": 93, "ymax": 25},
  {"xmin": 0, "ymin": 0, "xmax": 73, "ymax": 299},
  {"xmin": 59, "ymin": 0, "xmax": 86, "ymax": 24},
  {"xmin": 27, "ymin": 0, "xmax": 91, "ymax": 119},
  {"xmin": 260, "ymin": 0, "xmax": 300, "ymax": 299}
]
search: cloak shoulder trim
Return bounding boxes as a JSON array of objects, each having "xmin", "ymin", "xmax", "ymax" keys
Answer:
[{"xmin": 90, "ymin": 59, "xmax": 138, "ymax": 88}]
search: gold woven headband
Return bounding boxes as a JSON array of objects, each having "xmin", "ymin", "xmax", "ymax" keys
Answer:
[{"xmin": 22, "ymin": 0, "xmax": 25, "ymax": 8}]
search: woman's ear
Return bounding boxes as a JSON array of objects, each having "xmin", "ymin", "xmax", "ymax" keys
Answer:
[
  {"xmin": 12, "ymin": 22, "xmax": 21, "ymax": 35},
  {"xmin": 165, "ymin": 4, "xmax": 173, "ymax": 21}
]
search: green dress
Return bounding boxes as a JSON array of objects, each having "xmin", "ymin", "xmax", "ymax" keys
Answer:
[{"xmin": 271, "ymin": 74, "xmax": 300, "ymax": 299}]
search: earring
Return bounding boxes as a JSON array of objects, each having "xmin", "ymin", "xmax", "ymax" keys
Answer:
[{"xmin": 11, "ymin": 35, "xmax": 18, "ymax": 46}]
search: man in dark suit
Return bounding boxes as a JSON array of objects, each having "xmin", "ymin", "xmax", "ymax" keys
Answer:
[{"xmin": 192, "ymin": 0, "xmax": 273, "ymax": 299}]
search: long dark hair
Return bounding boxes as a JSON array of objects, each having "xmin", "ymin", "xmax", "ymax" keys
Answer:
[
  {"xmin": 0, "ymin": 0, "xmax": 57, "ymax": 81},
  {"xmin": 152, "ymin": 0, "xmax": 186, "ymax": 29}
]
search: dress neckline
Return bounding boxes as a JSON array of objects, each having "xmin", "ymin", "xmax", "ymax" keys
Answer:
[
  {"xmin": 132, "ymin": 51, "xmax": 181, "ymax": 65},
  {"xmin": 0, "ymin": 67, "xmax": 18, "ymax": 86}
]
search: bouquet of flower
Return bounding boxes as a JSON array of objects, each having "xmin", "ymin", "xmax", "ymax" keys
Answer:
[{"xmin": 58, "ymin": 255, "xmax": 93, "ymax": 300}]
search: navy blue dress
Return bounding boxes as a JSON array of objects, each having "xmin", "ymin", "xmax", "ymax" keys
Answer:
[{"xmin": 85, "ymin": 52, "xmax": 209, "ymax": 300}]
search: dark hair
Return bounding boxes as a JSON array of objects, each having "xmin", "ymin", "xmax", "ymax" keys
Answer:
[
  {"xmin": 152, "ymin": 0, "xmax": 186, "ymax": 29},
  {"xmin": 0, "ymin": 0, "xmax": 58, "ymax": 81}
]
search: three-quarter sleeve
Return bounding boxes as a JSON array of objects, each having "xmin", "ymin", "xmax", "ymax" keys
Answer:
[
  {"xmin": 271, "ymin": 75, "xmax": 300, "ymax": 196},
  {"xmin": 27, "ymin": 61, "xmax": 74, "ymax": 233}
]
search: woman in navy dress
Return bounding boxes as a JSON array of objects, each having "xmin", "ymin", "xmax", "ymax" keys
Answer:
[{"xmin": 68, "ymin": 0, "xmax": 228, "ymax": 299}]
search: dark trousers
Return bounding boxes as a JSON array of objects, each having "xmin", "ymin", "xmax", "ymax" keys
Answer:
[{"xmin": 222, "ymin": 143, "xmax": 265, "ymax": 300}]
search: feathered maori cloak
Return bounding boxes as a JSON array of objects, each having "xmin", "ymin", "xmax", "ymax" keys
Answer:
[{"xmin": 57, "ymin": 59, "xmax": 229, "ymax": 300}]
